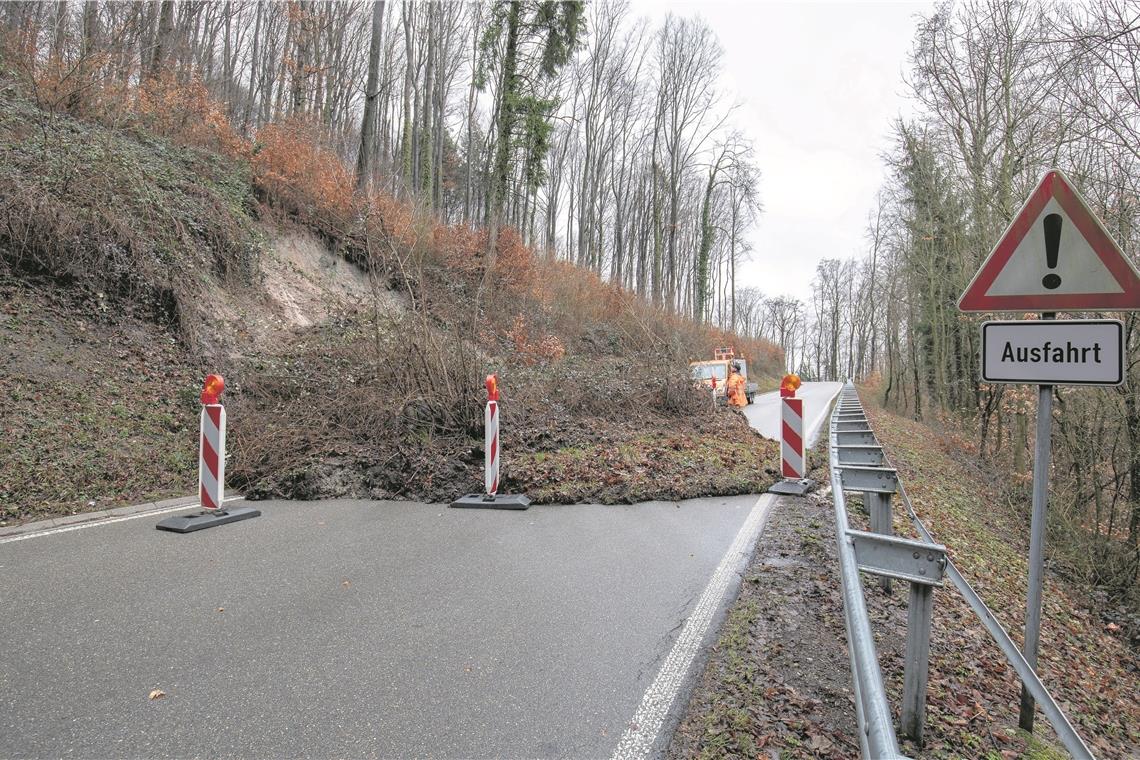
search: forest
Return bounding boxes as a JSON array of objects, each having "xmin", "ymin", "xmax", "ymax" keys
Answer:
[
  {"xmin": 787, "ymin": 0, "xmax": 1140, "ymax": 605},
  {"xmin": 0, "ymin": 0, "xmax": 759, "ymax": 326}
]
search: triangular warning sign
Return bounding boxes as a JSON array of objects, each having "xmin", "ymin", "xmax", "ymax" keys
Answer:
[{"xmin": 958, "ymin": 169, "xmax": 1140, "ymax": 312}]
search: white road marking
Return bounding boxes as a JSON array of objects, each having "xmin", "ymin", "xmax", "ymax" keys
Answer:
[
  {"xmin": 802, "ymin": 384, "xmax": 842, "ymax": 446},
  {"xmin": 610, "ymin": 493, "xmax": 777, "ymax": 760},
  {"xmin": 0, "ymin": 497, "xmax": 245, "ymax": 545}
]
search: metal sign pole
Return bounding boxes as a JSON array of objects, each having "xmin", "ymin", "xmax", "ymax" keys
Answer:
[
  {"xmin": 958, "ymin": 171, "xmax": 1139, "ymax": 737},
  {"xmin": 1019, "ymin": 313, "xmax": 1055, "ymax": 732}
]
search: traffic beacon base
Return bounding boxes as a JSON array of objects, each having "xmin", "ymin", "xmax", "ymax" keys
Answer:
[
  {"xmin": 450, "ymin": 493, "xmax": 531, "ymax": 510},
  {"xmin": 157, "ymin": 506, "xmax": 262, "ymax": 533},
  {"xmin": 450, "ymin": 374, "xmax": 530, "ymax": 511},
  {"xmin": 157, "ymin": 374, "xmax": 262, "ymax": 533},
  {"xmin": 767, "ymin": 373, "xmax": 815, "ymax": 497},
  {"xmin": 768, "ymin": 478, "xmax": 813, "ymax": 496}
]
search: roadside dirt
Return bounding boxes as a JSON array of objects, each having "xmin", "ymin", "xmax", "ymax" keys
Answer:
[
  {"xmin": 667, "ymin": 491, "xmax": 858, "ymax": 759},
  {"xmin": 671, "ymin": 400, "xmax": 1139, "ymax": 759},
  {"xmin": 0, "ymin": 278, "xmax": 201, "ymax": 524}
]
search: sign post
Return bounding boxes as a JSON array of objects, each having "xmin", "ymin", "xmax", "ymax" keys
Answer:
[
  {"xmin": 1022, "ymin": 363, "xmax": 1053, "ymax": 731},
  {"xmin": 959, "ymin": 169, "xmax": 1140, "ymax": 732}
]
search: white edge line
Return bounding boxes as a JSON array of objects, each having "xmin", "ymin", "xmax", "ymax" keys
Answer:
[
  {"xmin": 804, "ymin": 383, "xmax": 843, "ymax": 448},
  {"xmin": 610, "ymin": 493, "xmax": 777, "ymax": 760},
  {"xmin": 0, "ymin": 497, "xmax": 245, "ymax": 545}
]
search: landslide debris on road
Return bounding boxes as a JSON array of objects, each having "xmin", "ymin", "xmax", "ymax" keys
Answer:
[
  {"xmin": 224, "ymin": 319, "xmax": 781, "ymax": 505},
  {"xmin": 1, "ymin": 85, "xmax": 784, "ymax": 523}
]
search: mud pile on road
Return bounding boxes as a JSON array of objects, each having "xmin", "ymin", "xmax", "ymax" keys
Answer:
[{"xmin": 225, "ymin": 321, "xmax": 782, "ymax": 505}]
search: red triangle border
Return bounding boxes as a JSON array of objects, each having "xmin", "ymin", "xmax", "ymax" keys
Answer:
[{"xmin": 958, "ymin": 170, "xmax": 1140, "ymax": 312}]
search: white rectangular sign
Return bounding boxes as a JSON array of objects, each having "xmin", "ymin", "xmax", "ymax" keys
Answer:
[{"xmin": 981, "ymin": 320, "xmax": 1123, "ymax": 385}]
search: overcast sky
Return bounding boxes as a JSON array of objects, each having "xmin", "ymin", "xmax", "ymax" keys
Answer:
[{"xmin": 632, "ymin": 0, "xmax": 937, "ymax": 304}]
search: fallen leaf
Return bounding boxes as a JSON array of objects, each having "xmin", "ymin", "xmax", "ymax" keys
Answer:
[
  {"xmin": 148, "ymin": 689, "xmax": 166, "ymax": 700},
  {"xmin": 341, "ymin": 579, "xmax": 351, "ymax": 589},
  {"xmin": 808, "ymin": 733, "xmax": 833, "ymax": 751},
  {"xmin": 217, "ymin": 607, "xmax": 224, "ymax": 613}
]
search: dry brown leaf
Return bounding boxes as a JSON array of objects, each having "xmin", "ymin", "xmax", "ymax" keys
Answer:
[
  {"xmin": 341, "ymin": 579, "xmax": 351, "ymax": 589},
  {"xmin": 148, "ymin": 689, "xmax": 166, "ymax": 700}
]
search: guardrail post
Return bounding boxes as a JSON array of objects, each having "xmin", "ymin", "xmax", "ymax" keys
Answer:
[{"xmin": 902, "ymin": 581, "xmax": 934, "ymax": 743}]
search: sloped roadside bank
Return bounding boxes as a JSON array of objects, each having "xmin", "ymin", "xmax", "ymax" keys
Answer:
[
  {"xmin": 0, "ymin": 87, "xmax": 787, "ymax": 526},
  {"xmin": 668, "ymin": 400, "xmax": 1140, "ymax": 759},
  {"xmin": 866, "ymin": 404, "xmax": 1140, "ymax": 758}
]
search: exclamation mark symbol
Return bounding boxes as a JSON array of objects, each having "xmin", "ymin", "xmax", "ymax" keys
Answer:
[{"xmin": 1042, "ymin": 213, "xmax": 1062, "ymax": 290}]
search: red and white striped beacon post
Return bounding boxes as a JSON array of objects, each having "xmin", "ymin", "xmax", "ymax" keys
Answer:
[
  {"xmin": 199, "ymin": 374, "xmax": 227, "ymax": 510},
  {"xmin": 769, "ymin": 373, "xmax": 813, "ymax": 496},
  {"xmin": 156, "ymin": 374, "xmax": 261, "ymax": 533},
  {"xmin": 450, "ymin": 374, "xmax": 530, "ymax": 510},
  {"xmin": 484, "ymin": 374, "xmax": 500, "ymax": 496}
]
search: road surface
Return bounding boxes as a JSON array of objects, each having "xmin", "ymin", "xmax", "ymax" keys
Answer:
[
  {"xmin": 743, "ymin": 381, "xmax": 842, "ymax": 447},
  {"xmin": 1, "ymin": 494, "xmax": 774, "ymax": 759}
]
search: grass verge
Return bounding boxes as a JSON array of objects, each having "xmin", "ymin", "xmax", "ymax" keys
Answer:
[
  {"xmin": 0, "ymin": 280, "xmax": 201, "ymax": 524},
  {"xmin": 668, "ymin": 400, "xmax": 1138, "ymax": 759}
]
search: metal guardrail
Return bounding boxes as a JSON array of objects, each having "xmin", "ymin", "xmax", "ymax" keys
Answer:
[
  {"xmin": 830, "ymin": 383, "xmax": 935, "ymax": 758},
  {"xmin": 828, "ymin": 382, "xmax": 1097, "ymax": 760}
]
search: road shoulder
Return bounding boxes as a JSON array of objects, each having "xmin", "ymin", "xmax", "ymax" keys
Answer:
[{"xmin": 665, "ymin": 491, "xmax": 858, "ymax": 759}]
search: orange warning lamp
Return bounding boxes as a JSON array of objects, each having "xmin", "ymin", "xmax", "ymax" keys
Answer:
[
  {"xmin": 485, "ymin": 374, "xmax": 499, "ymax": 402},
  {"xmin": 200, "ymin": 374, "xmax": 225, "ymax": 405},
  {"xmin": 780, "ymin": 373, "xmax": 801, "ymax": 398}
]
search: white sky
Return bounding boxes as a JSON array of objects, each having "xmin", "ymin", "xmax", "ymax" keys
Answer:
[{"xmin": 631, "ymin": 0, "xmax": 936, "ymax": 304}]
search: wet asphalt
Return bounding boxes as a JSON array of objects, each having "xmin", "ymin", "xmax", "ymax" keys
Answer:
[{"xmin": 1, "ymin": 495, "xmax": 761, "ymax": 759}]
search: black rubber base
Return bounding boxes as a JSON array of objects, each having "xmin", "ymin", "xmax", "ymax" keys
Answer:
[
  {"xmin": 449, "ymin": 493, "xmax": 531, "ymax": 510},
  {"xmin": 767, "ymin": 479, "xmax": 815, "ymax": 496},
  {"xmin": 156, "ymin": 506, "xmax": 262, "ymax": 533}
]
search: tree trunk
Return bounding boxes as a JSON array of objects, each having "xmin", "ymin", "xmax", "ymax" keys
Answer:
[
  {"xmin": 485, "ymin": 0, "xmax": 521, "ymax": 270},
  {"xmin": 694, "ymin": 165, "xmax": 717, "ymax": 322},
  {"xmin": 355, "ymin": 0, "xmax": 385, "ymax": 191},
  {"xmin": 242, "ymin": 0, "xmax": 262, "ymax": 130},
  {"xmin": 420, "ymin": 1, "xmax": 435, "ymax": 202}
]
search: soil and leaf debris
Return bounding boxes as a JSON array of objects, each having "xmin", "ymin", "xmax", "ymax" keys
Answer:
[{"xmin": 668, "ymin": 486, "xmax": 857, "ymax": 760}]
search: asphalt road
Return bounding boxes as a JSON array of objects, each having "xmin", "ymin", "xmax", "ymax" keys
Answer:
[
  {"xmin": 743, "ymin": 381, "xmax": 843, "ymax": 447},
  {"xmin": 1, "ymin": 494, "xmax": 771, "ymax": 759}
]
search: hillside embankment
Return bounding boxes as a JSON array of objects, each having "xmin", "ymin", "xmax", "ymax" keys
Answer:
[
  {"xmin": 670, "ymin": 400, "xmax": 1140, "ymax": 759},
  {"xmin": 0, "ymin": 88, "xmax": 783, "ymax": 526}
]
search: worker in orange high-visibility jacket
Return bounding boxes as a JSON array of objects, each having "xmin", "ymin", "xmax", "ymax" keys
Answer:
[{"xmin": 726, "ymin": 362, "xmax": 748, "ymax": 408}]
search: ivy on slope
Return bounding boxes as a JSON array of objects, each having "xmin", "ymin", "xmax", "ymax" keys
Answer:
[{"xmin": 0, "ymin": 96, "xmax": 262, "ymax": 329}]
